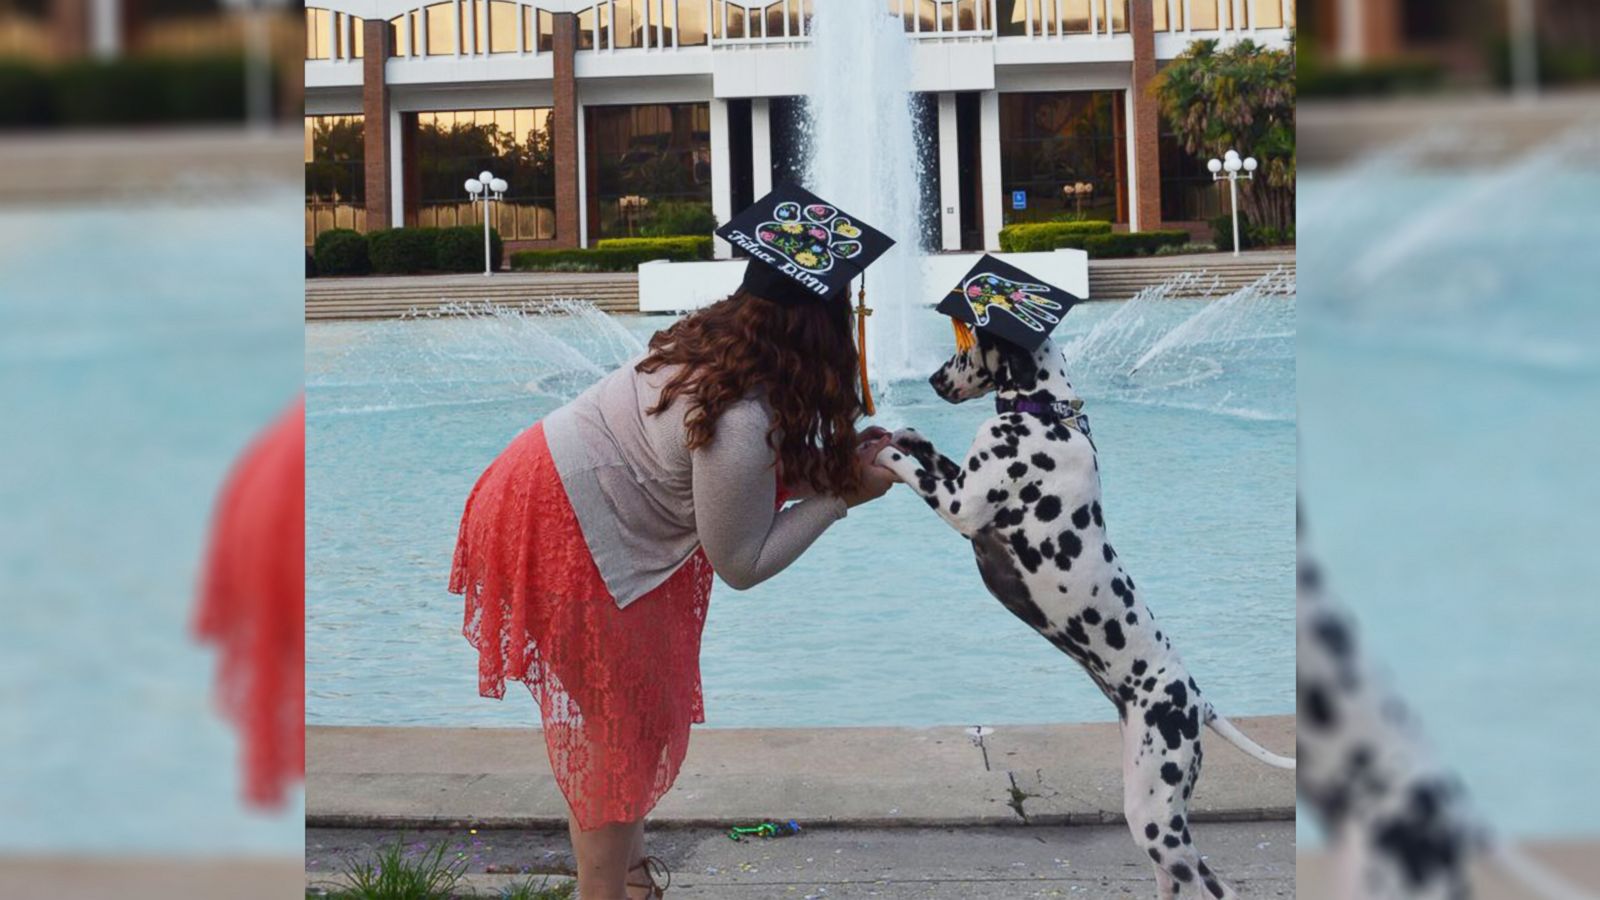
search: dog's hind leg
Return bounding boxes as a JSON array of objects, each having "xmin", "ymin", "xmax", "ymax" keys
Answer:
[{"xmin": 1123, "ymin": 724, "xmax": 1237, "ymax": 900}]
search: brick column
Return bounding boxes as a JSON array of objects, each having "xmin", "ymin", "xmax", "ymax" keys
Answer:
[
  {"xmin": 1128, "ymin": 0, "xmax": 1162, "ymax": 233},
  {"xmin": 361, "ymin": 18, "xmax": 393, "ymax": 231},
  {"xmin": 49, "ymin": 0, "xmax": 87, "ymax": 57},
  {"xmin": 552, "ymin": 12, "xmax": 581, "ymax": 248}
]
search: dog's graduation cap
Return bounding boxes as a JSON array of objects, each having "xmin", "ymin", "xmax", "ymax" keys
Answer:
[
  {"xmin": 936, "ymin": 255, "xmax": 1083, "ymax": 353},
  {"xmin": 717, "ymin": 183, "xmax": 895, "ymax": 306},
  {"xmin": 717, "ymin": 184, "xmax": 897, "ymax": 414}
]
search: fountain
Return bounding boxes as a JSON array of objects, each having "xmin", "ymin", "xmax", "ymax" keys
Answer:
[{"xmin": 802, "ymin": 0, "xmax": 932, "ymax": 400}]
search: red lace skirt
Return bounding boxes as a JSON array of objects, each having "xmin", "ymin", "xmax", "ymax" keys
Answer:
[{"xmin": 448, "ymin": 422, "xmax": 713, "ymax": 830}]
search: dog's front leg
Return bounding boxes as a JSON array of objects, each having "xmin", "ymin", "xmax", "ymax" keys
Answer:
[{"xmin": 875, "ymin": 428, "xmax": 995, "ymax": 538}]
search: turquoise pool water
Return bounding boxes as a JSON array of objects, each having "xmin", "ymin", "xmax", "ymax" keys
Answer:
[
  {"xmin": 1299, "ymin": 154, "xmax": 1600, "ymax": 839},
  {"xmin": 0, "ymin": 191, "xmax": 304, "ymax": 854},
  {"xmin": 306, "ymin": 284, "xmax": 1296, "ymax": 729}
]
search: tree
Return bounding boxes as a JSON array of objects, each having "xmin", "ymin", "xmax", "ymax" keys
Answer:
[{"xmin": 1152, "ymin": 37, "xmax": 1295, "ymax": 238}]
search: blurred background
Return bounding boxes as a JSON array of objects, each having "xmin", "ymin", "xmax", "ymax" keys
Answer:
[
  {"xmin": 1296, "ymin": 0, "xmax": 1600, "ymax": 893},
  {"xmin": 0, "ymin": 0, "xmax": 304, "ymax": 896}
]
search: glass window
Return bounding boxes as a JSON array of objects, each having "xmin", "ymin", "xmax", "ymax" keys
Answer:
[
  {"xmin": 995, "ymin": 0, "xmax": 1026, "ymax": 35},
  {"xmin": 351, "ymin": 16, "xmax": 365, "ymax": 57},
  {"xmin": 999, "ymin": 91, "xmax": 1125, "ymax": 226},
  {"xmin": 765, "ymin": 1, "xmax": 787, "ymax": 37},
  {"xmin": 413, "ymin": 107, "xmax": 558, "ymax": 241},
  {"xmin": 305, "ymin": 114, "xmax": 366, "ymax": 244},
  {"xmin": 676, "ymin": 0, "xmax": 708, "ymax": 45},
  {"xmin": 1253, "ymin": 0, "xmax": 1283, "ymax": 29},
  {"xmin": 613, "ymin": 0, "xmax": 641, "ymax": 48},
  {"xmin": 460, "ymin": 0, "xmax": 479, "ymax": 52},
  {"xmin": 489, "ymin": 0, "xmax": 517, "ymax": 51},
  {"xmin": 584, "ymin": 103, "xmax": 713, "ymax": 241},
  {"xmin": 425, "ymin": 2, "xmax": 453, "ymax": 54},
  {"xmin": 305, "ymin": 8, "xmax": 330, "ymax": 59},
  {"xmin": 713, "ymin": 1, "xmax": 745, "ymax": 39},
  {"xmin": 1159, "ymin": 116, "xmax": 1221, "ymax": 222},
  {"xmin": 1059, "ymin": 0, "xmax": 1090, "ymax": 34},
  {"xmin": 1101, "ymin": 0, "xmax": 1125, "ymax": 31},
  {"xmin": 1189, "ymin": 0, "xmax": 1219, "ymax": 30},
  {"xmin": 577, "ymin": 6, "xmax": 596, "ymax": 48}
]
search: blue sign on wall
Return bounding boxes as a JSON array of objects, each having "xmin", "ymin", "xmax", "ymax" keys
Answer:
[{"xmin": 1011, "ymin": 190, "xmax": 1027, "ymax": 210}]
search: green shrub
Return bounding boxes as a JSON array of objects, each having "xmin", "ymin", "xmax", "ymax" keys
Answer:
[
  {"xmin": 1155, "ymin": 242, "xmax": 1219, "ymax": 256},
  {"xmin": 305, "ymin": 250, "xmax": 318, "ymax": 278},
  {"xmin": 512, "ymin": 240, "xmax": 709, "ymax": 272},
  {"xmin": 435, "ymin": 226, "xmax": 504, "ymax": 272},
  {"xmin": 52, "ymin": 56, "xmax": 253, "ymax": 125},
  {"xmin": 642, "ymin": 200, "xmax": 717, "ymax": 237},
  {"xmin": 0, "ymin": 63, "xmax": 53, "ymax": 126},
  {"xmin": 367, "ymin": 227, "xmax": 442, "ymax": 274},
  {"xmin": 998, "ymin": 220, "xmax": 1114, "ymax": 252},
  {"xmin": 1080, "ymin": 230, "xmax": 1189, "ymax": 258},
  {"xmin": 594, "ymin": 236, "xmax": 713, "ymax": 260},
  {"xmin": 313, "ymin": 229, "xmax": 370, "ymax": 276},
  {"xmin": 1211, "ymin": 213, "xmax": 1251, "ymax": 252}
]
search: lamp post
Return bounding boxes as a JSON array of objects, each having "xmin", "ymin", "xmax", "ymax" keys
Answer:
[
  {"xmin": 1207, "ymin": 150, "xmax": 1257, "ymax": 257},
  {"xmin": 464, "ymin": 170, "xmax": 508, "ymax": 276}
]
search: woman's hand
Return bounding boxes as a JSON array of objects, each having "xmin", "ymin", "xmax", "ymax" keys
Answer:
[{"xmin": 840, "ymin": 433, "xmax": 896, "ymax": 508}]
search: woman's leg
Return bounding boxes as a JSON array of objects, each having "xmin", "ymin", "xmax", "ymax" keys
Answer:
[{"xmin": 568, "ymin": 815, "xmax": 646, "ymax": 900}]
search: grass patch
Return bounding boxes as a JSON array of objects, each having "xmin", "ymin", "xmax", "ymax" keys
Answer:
[{"xmin": 308, "ymin": 837, "xmax": 574, "ymax": 900}]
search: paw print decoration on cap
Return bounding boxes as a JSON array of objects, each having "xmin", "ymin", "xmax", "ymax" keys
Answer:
[
  {"xmin": 935, "ymin": 254, "xmax": 1084, "ymax": 352},
  {"xmin": 718, "ymin": 183, "xmax": 894, "ymax": 304}
]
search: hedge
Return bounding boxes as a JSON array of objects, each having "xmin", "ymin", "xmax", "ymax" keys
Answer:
[
  {"xmin": 512, "ymin": 238, "xmax": 711, "ymax": 272},
  {"xmin": 0, "ymin": 55, "xmax": 266, "ymax": 127},
  {"xmin": 641, "ymin": 200, "xmax": 716, "ymax": 238},
  {"xmin": 314, "ymin": 229, "xmax": 370, "ymax": 276},
  {"xmin": 367, "ymin": 227, "xmax": 442, "ymax": 274},
  {"xmin": 435, "ymin": 226, "xmax": 504, "ymax": 272},
  {"xmin": 998, "ymin": 221, "xmax": 1114, "ymax": 252},
  {"xmin": 1079, "ymin": 231, "xmax": 1189, "ymax": 258},
  {"xmin": 594, "ymin": 236, "xmax": 713, "ymax": 259}
]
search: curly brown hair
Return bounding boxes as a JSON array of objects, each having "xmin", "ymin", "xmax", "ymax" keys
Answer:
[{"xmin": 636, "ymin": 290, "xmax": 865, "ymax": 494}]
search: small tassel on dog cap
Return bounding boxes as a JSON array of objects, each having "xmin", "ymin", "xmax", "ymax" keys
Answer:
[
  {"xmin": 951, "ymin": 317, "xmax": 977, "ymax": 353},
  {"xmin": 856, "ymin": 277, "xmax": 875, "ymax": 416}
]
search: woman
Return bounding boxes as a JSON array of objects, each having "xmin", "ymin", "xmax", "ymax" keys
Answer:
[{"xmin": 448, "ymin": 261, "xmax": 896, "ymax": 899}]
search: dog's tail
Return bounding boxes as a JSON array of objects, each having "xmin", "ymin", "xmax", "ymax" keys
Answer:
[{"xmin": 1204, "ymin": 707, "xmax": 1296, "ymax": 770}]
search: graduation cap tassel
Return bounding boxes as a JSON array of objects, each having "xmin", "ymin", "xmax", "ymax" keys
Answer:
[
  {"xmin": 952, "ymin": 318, "xmax": 976, "ymax": 353},
  {"xmin": 855, "ymin": 276, "xmax": 875, "ymax": 417}
]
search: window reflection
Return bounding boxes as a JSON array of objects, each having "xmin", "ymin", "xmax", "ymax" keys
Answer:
[
  {"xmin": 1159, "ymin": 115, "xmax": 1222, "ymax": 222},
  {"xmin": 676, "ymin": 0, "xmax": 707, "ymax": 45},
  {"xmin": 413, "ymin": 108, "xmax": 558, "ymax": 241},
  {"xmin": 585, "ymin": 103, "xmax": 713, "ymax": 240},
  {"xmin": 577, "ymin": 7, "xmax": 596, "ymax": 48},
  {"xmin": 489, "ymin": 0, "xmax": 517, "ymax": 51},
  {"xmin": 1253, "ymin": 0, "xmax": 1283, "ymax": 29},
  {"xmin": 426, "ymin": 2, "xmax": 453, "ymax": 55},
  {"xmin": 1100, "ymin": 0, "xmax": 1126, "ymax": 32},
  {"xmin": 1189, "ymin": 0, "xmax": 1219, "ymax": 30},
  {"xmin": 305, "ymin": 7, "xmax": 330, "ymax": 59},
  {"xmin": 305, "ymin": 114, "xmax": 367, "ymax": 243},
  {"xmin": 996, "ymin": 0, "xmax": 1026, "ymax": 36},
  {"xmin": 999, "ymin": 91, "xmax": 1125, "ymax": 225}
]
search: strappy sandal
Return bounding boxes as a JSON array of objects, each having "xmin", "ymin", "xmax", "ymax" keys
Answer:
[{"xmin": 626, "ymin": 856, "xmax": 671, "ymax": 898}]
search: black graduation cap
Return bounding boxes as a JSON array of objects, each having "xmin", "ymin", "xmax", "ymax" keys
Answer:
[
  {"xmin": 935, "ymin": 254, "xmax": 1083, "ymax": 352},
  {"xmin": 717, "ymin": 184, "xmax": 895, "ymax": 305}
]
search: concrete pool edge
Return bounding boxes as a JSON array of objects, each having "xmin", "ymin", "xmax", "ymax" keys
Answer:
[{"xmin": 307, "ymin": 715, "xmax": 1294, "ymax": 830}]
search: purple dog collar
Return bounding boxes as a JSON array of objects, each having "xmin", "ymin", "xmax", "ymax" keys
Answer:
[{"xmin": 995, "ymin": 397, "xmax": 1091, "ymax": 435}]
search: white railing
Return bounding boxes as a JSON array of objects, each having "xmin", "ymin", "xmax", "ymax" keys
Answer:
[{"xmin": 306, "ymin": 0, "xmax": 1291, "ymax": 62}]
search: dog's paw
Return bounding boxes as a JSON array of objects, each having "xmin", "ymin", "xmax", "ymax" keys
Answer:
[{"xmin": 890, "ymin": 427, "xmax": 930, "ymax": 453}]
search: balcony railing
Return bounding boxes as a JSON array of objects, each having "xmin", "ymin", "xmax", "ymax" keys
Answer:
[{"xmin": 304, "ymin": 0, "xmax": 1293, "ymax": 62}]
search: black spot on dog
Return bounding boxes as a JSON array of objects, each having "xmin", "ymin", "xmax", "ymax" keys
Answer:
[
  {"xmin": 1302, "ymin": 683, "xmax": 1336, "ymax": 730},
  {"xmin": 1058, "ymin": 530, "xmax": 1082, "ymax": 558},
  {"xmin": 1009, "ymin": 531, "xmax": 1043, "ymax": 573},
  {"xmin": 1132, "ymin": 660, "xmax": 1147, "ymax": 676},
  {"xmin": 1020, "ymin": 484, "xmax": 1041, "ymax": 503},
  {"xmin": 1125, "ymin": 612, "xmax": 1138, "ymax": 625},
  {"xmin": 1103, "ymin": 620, "xmax": 1126, "ymax": 650},
  {"xmin": 986, "ymin": 489, "xmax": 1009, "ymax": 503},
  {"xmin": 1163, "ymin": 835, "xmax": 1180, "ymax": 849},
  {"xmin": 1030, "ymin": 452, "xmax": 1056, "ymax": 471},
  {"xmin": 1170, "ymin": 815, "xmax": 1185, "ymax": 831},
  {"xmin": 1035, "ymin": 496, "xmax": 1062, "ymax": 522},
  {"xmin": 967, "ymin": 457, "xmax": 982, "ymax": 472},
  {"xmin": 1103, "ymin": 543, "xmax": 1115, "ymax": 562},
  {"xmin": 1145, "ymin": 823, "xmax": 1160, "ymax": 840},
  {"xmin": 994, "ymin": 507, "xmax": 1025, "ymax": 528},
  {"xmin": 1148, "ymin": 848, "xmax": 1162, "ymax": 864},
  {"xmin": 1006, "ymin": 461, "xmax": 1028, "ymax": 479},
  {"xmin": 949, "ymin": 500, "xmax": 961, "ymax": 515},
  {"xmin": 1170, "ymin": 862, "xmax": 1193, "ymax": 882},
  {"xmin": 1081, "ymin": 607, "xmax": 1101, "ymax": 624},
  {"xmin": 992, "ymin": 443, "xmax": 1018, "ymax": 459},
  {"xmin": 1071, "ymin": 505, "xmax": 1091, "ymax": 529},
  {"xmin": 1091, "ymin": 502, "xmax": 1103, "ymax": 527},
  {"xmin": 1161, "ymin": 762, "xmax": 1184, "ymax": 785}
]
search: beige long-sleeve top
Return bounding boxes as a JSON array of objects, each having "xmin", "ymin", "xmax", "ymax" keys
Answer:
[{"xmin": 542, "ymin": 357, "xmax": 849, "ymax": 607}]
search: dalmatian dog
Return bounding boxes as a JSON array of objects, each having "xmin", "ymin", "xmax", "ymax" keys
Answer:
[
  {"xmin": 1298, "ymin": 511, "xmax": 1592, "ymax": 900},
  {"xmin": 873, "ymin": 330, "xmax": 1295, "ymax": 899}
]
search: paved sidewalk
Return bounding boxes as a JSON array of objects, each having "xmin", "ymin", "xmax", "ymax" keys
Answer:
[
  {"xmin": 307, "ymin": 717, "xmax": 1294, "ymax": 830},
  {"xmin": 307, "ymin": 821, "xmax": 1297, "ymax": 898}
]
